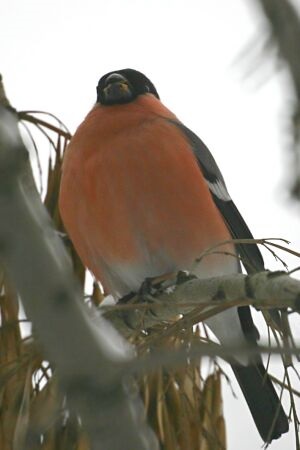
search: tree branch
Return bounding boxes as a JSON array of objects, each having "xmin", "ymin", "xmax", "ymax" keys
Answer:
[
  {"xmin": 103, "ymin": 270, "xmax": 300, "ymax": 339},
  {"xmin": 0, "ymin": 104, "xmax": 159, "ymax": 450},
  {"xmin": 253, "ymin": 0, "xmax": 300, "ymax": 200}
]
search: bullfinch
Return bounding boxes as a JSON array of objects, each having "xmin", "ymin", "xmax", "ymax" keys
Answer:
[{"xmin": 59, "ymin": 68, "xmax": 289, "ymax": 442}]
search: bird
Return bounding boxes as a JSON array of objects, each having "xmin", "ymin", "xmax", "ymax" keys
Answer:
[{"xmin": 59, "ymin": 68, "xmax": 289, "ymax": 442}]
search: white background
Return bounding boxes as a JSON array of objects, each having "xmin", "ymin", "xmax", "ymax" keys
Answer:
[{"xmin": 1, "ymin": 0, "xmax": 300, "ymax": 448}]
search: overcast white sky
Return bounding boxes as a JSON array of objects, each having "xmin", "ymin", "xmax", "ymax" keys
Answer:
[{"xmin": 1, "ymin": 0, "xmax": 300, "ymax": 449}]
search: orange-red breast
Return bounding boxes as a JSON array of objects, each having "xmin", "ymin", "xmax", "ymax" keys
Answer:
[{"xmin": 59, "ymin": 68, "xmax": 288, "ymax": 442}]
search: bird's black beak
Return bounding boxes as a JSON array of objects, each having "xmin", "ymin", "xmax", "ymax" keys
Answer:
[{"xmin": 98, "ymin": 73, "xmax": 133, "ymax": 105}]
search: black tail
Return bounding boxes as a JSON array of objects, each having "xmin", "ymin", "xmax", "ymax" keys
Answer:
[{"xmin": 232, "ymin": 362, "xmax": 289, "ymax": 442}]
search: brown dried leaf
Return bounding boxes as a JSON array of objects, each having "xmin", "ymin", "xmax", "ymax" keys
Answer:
[
  {"xmin": 142, "ymin": 374, "xmax": 150, "ymax": 412},
  {"xmin": 200, "ymin": 372, "xmax": 226, "ymax": 450},
  {"xmin": 77, "ymin": 433, "xmax": 90, "ymax": 450},
  {"xmin": 90, "ymin": 282, "xmax": 104, "ymax": 307},
  {"xmin": 161, "ymin": 399, "xmax": 179, "ymax": 450},
  {"xmin": 13, "ymin": 364, "xmax": 32, "ymax": 450},
  {"xmin": 156, "ymin": 371, "xmax": 165, "ymax": 442},
  {"xmin": 212, "ymin": 371, "xmax": 222, "ymax": 421},
  {"xmin": 215, "ymin": 416, "xmax": 226, "ymax": 449},
  {"xmin": 29, "ymin": 375, "xmax": 62, "ymax": 436},
  {"xmin": 40, "ymin": 429, "xmax": 55, "ymax": 450}
]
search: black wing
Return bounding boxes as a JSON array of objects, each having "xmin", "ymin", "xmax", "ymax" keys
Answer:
[
  {"xmin": 169, "ymin": 120, "xmax": 265, "ymax": 274},
  {"xmin": 166, "ymin": 122, "xmax": 287, "ymax": 440}
]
